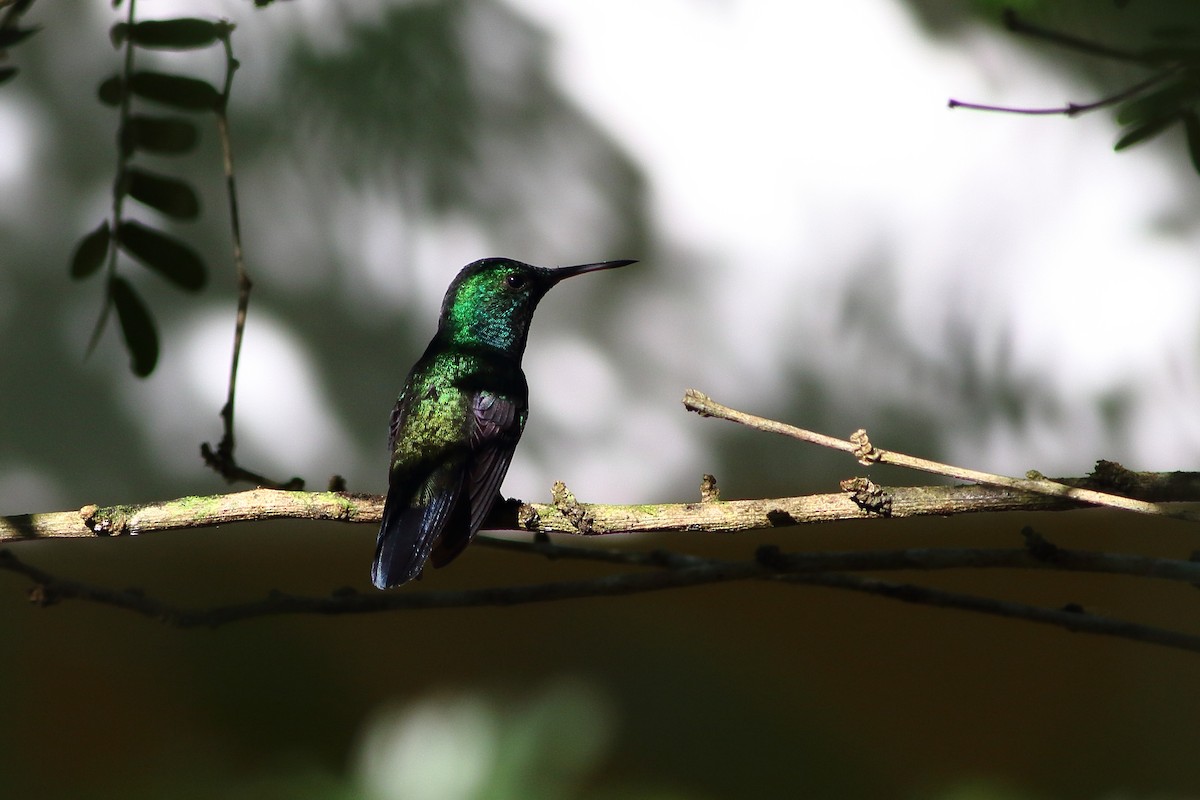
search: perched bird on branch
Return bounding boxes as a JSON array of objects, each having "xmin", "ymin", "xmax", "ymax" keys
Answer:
[{"xmin": 372, "ymin": 257, "xmax": 635, "ymax": 589}]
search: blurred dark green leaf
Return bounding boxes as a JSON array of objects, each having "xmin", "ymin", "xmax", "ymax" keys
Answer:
[
  {"xmin": 0, "ymin": 27, "xmax": 38, "ymax": 48},
  {"xmin": 0, "ymin": 66, "xmax": 17, "ymax": 85},
  {"xmin": 126, "ymin": 168, "xmax": 200, "ymax": 219},
  {"xmin": 282, "ymin": 0, "xmax": 649, "ymax": 256},
  {"xmin": 1150, "ymin": 26, "xmax": 1197, "ymax": 40},
  {"xmin": 1116, "ymin": 74, "xmax": 1200, "ymax": 125},
  {"xmin": 110, "ymin": 276, "xmax": 158, "ymax": 377},
  {"xmin": 123, "ymin": 19, "xmax": 223, "ymax": 50},
  {"xmin": 122, "ymin": 115, "xmax": 199, "ymax": 155},
  {"xmin": 1138, "ymin": 45, "xmax": 1200, "ymax": 62},
  {"xmin": 1183, "ymin": 112, "xmax": 1200, "ymax": 173},
  {"xmin": 98, "ymin": 75, "xmax": 122, "ymax": 106},
  {"xmin": 1114, "ymin": 114, "xmax": 1179, "ymax": 150},
  {"xmin": 128, "ymin": 71, "xmax": 220, "ymax": 111},
  {"xmin": 70, "ymin": 221, "xmax": 111, "ymax": 280},
  {"xmin": 286, "ymin": 4, "xmax": 478, "ymax": 212},
  {"xmin": 117, "ymin": 221, "xmax": 206, "ymax": 291}
]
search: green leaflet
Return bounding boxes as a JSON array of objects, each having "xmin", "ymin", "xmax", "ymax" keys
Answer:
[
  {"xmin": 111, "ymin": 18, "xmax": 224, "ymax": 50},
  {"xmin": 70, "ymin": 221, "xmax": 111, "ymax": 280},
  {"xmin": 98, "ymin": 75, "xmax": 122, "ymax": 106},
  {"xmin": 125, "ymin": 168, "xmax": 200, "ymax": 219},
  {"xmin": 1183, "ymin": 112, "xmax": 1200, "ymax": 174},
  {"xmin": 117, "ymin": 221, "xmax": 207, "ymax": 291},
  {"xmin": 1114, "ymin": 114, "xmax": 1179, "ymax": 151},
  {"xmin": 0, "ymin": 27, "xmax": 38, "ymax": 48},
  {"xmin": 110, "ymin": 276, "xmax": 159, "ymax": 377},
  {"xmin": 1116, "ymin": 75, "xmax": 1200, "ymax": 126},
  {"xmin": 122, "ymin": 115, "xmax": 199, "ymax": 155},
  {"xmin": 128, "ymin": 71, "xmax": 220, "ymax": 111}
]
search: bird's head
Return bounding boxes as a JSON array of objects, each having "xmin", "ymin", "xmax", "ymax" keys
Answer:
[{"xmin": 438, "ymin": 257, "xmax": 635, "ymax": 353}]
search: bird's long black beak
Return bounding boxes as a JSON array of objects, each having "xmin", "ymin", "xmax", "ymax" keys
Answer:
[{"xmin": 547, "ymin": 259, "xmax": 637, "ymax": 282}]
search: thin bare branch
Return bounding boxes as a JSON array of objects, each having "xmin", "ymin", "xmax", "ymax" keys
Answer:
[
  {"xmin": 4, "ymin": 542, "xmax": 1200, "ymax": 654},
  {"xmin": 477, "ymin": 533, "xmax": 1200, "ymax": 586},
  {"xmin": 781, "ymin": 572, "xmax": 1200, "ymax": 654},
  {"xmin": 199, "ymin": 24, "xmax": 303, "ymax": 491},
  {"xmin": 682, "ymin": 389, "xmax": 1200, "ymax": 524},
  {"xmin": 948, "ymin": 69, "xmax": 1177, "ymax": 117}
]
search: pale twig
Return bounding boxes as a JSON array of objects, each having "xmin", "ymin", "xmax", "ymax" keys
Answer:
[{"xmin": 682, "ymin": 389, "xmax": 1200, "ymax": 524}]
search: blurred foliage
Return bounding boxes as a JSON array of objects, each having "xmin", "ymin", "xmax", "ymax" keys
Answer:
[
  {"xmin": 0, "ymin": 0, "xmax": 40, "ymax": 85},
  {"xmin": 279, "ymin": 0, "xmax": 649, "ymax": 256},
  {"xmin": 356, "ymin": 680, "xmax": 618, "ymax": 800}
]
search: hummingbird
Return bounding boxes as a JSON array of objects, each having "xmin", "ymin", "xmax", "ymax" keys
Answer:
[{"xmin": 372, "ymin": 257, "xmax": 636, "ymax": 589}]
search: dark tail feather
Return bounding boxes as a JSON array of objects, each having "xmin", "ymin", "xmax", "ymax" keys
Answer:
[
  {"xmin": 372, "ymin": 479, "xmax": 459, "ymax": 589},
  {"xmin": 431, "ymin": 490, "xmax": 501, "ymax": 568},
  {"xmin": 429, "ymin": 493, "xmax": 477, "ymax": 568}
]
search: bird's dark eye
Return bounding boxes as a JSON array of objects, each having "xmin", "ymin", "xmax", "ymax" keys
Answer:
[{"xmin": 505, "ymin": 274, "xmax": 526, "ymax": 289}]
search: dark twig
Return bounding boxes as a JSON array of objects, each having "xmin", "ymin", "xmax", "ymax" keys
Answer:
[
  {"xmin": 1000, "ymin": 8, "xmax": 1146, "ymax": 64},
  {"xmin": 783, "ymin": 572, "xmax": 1200, "ymax": 654},
  {"xmin": 948, "ymin": 69, "xmax": 1178, "ymax": 117},
  {"xmin": 0, "ymin": 547, "xmax": 769, "ymax": 627},
  {"xmin": 199, "ymin": 25, "xmax": 302, "ymax": 491},
  {"xmin": 4, "ymin": 542, "xmax": 1200, "ymax": 653},
  {"xmin": 476, "ymin": 535, "xmax": 1200, "ymax": 587}
]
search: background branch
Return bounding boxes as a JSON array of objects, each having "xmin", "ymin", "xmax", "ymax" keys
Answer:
[
  {"xmin": 683, "ymin": 389, "xmax": 1200, "ymax": 523},
  {"xmin": 945, "ymin": 7, "xmax": 1200, "ymax": 177},
  {"xmin": 5, "ymin": 536, "xmax": 1200, "ymax": 655},
  {"xmin": 948, "ymin": 69, "xmax": 1177, "ymax": 117},
  {"xmin": 199, "ymin": 24, "xmax": 303, "ymax": 491}
]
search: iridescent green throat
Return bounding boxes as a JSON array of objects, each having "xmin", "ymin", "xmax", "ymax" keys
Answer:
[{"xmin": 440, "ymin": 265, "xmax": 539, "ymax": 354}]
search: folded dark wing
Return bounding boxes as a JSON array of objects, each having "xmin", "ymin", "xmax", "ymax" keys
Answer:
[
  {"xmin": 431, "ymin": 390, "xmax": 527, "ymax": 566},
  {"xmin": 467, "ymin": 390, "xmax": 526, "ymax": 530}
]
